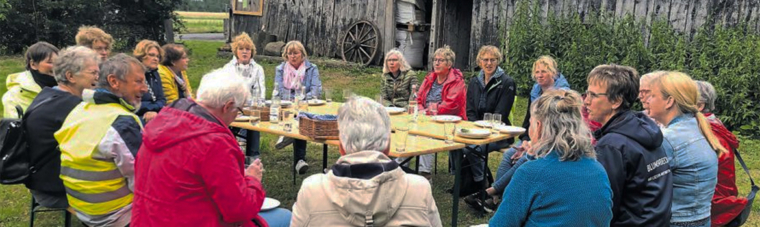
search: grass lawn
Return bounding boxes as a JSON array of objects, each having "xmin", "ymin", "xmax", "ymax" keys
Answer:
[
  {"xmin": 176, "ymin": 11, "xmax": 226, "ymax": 34},
  {"xmin": 0, "ymin": 40, "xmax": 758, "ymax": 226}
]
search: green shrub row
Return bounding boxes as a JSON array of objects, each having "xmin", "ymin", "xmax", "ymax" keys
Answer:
[
  {"xmin": 500, "ymin": 1, "xmax": 760, "ymax": 136},
  {"xmin": 0, "ymin": 0, "xmax": 183, "ymax": 54}
]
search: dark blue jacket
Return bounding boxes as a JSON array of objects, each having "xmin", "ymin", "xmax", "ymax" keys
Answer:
[
  {"xmin": 137, "ymin": 69, "xmax": 166, "ymax": 117},
  {"xmin": 593, "ymin": 110, "xmax": 673, "ymax": 226}
]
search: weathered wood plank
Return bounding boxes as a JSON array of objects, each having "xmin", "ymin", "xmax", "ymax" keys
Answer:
[
  {"xmin": 382, "ymin": 0, "xmax": 394, "ymax": 57},
  {"xmin": 684, "ymin": 0, "xmax": 697, "ymax": 36}
]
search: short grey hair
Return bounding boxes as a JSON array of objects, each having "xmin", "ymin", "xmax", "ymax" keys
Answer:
[
  {"xmin": 696, "ymin": 80, "xmax": 717, "ymax": 113},
  {"xmin": 530, "ymin": 89, "xmax": 595, "ymax": 161},
  {"xmin": 54, "ymin": 46, "xmax": 99, "ymax": 84},
  {"xmin": 383, "ymin": 49, "xmax": 412, "ymax": 74},
  {"xmin": 337, "ymin": 97, "xmax": 392, "ymax": 154},
  {"xmin": 640, "ymin": 71, "xmax": 666, "ymax": 87},
  {"xmin": 98, "ymin": 53, "xmax": 146, "ymax": 88},
  {"xmin": 433, "ymin": 45, "xmax": 456, "ymax": 65},
  {"xmin": 196, "ymin": 69, "xmax": 250, "ymax": 109}
]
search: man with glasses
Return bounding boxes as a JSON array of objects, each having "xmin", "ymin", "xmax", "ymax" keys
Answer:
[{"xmin": 583, "ymin": 64, "xmax": 673, "ymax": 226}]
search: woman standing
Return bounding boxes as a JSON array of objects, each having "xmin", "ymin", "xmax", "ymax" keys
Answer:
[
  {"xmin": 646, "ymin": 72, "xmax": 724, "ymax": 227},
  {"xmin": 133, "ymin": 40, "xmax": 167, "ymax": 123}
]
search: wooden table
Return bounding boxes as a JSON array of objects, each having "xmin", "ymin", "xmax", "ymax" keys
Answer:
[
  {"xmin": 230, "ymin": 102, "xmax": 465, "ymax": 185},
  {"xmin": 233, "ymin": 102, "xmax": 516, "ymax": 227}
]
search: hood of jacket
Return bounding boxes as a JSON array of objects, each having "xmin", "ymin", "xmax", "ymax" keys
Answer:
[
  {"xmin": 83, "ymin": 88, "xmax": 137, "ymax": 112},
  {"xmin": 530, "ymin": 73, "xmax": 570, "ymax": 102},
  {"xmin": 323, "ymin": 151, "xmax": 410, "ymax": 226},
  {"xmin": 141, "ymin": 98, "xmax": 230, "ymax": 152},
  {"xmin": 595, "ymin": 110, "xmax": 663, "ymax": 150},
  {"xmin": 6, "ymin": 71, "xmax": 42, "ymax": 93}
]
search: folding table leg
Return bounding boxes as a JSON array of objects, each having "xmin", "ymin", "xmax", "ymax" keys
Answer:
[
  {"xmin": 451, "ymin": 149, "xmax": 463, "ymax": 227},
  {"xmin": 480, "ymin": 144, "xmax": 489, "ymax": 216},
  {"xmin": 292, "ymin": 149, "xmax": 297, "ymax": 185},
  {"xmin": 415, "ymin": 155, "xmax": 420, "ymax": 173},
  {"xmin": 322, "ymin": 144, "xmax": 328, "ymax": 173}
]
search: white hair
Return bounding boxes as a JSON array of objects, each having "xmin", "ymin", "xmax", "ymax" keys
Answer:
[
  {"xmin": 337, "ymin": 96, "xmax": 392, "ymax": 154},
  {"xmin": 196, "ymin": 69, "xmax": 250, "ymax": 109},
  {"xmin": 383, "ymin": 49, "xmax": 412, "ymax": 74},
  {"xmin": 696, "ymin": 80, "xmax": 717, "ymax": 113},
  {"xmin": 54, "ymin": 46, "xmax": 99, "ymax": 84},
  {"xmin": 640, "ymin": 70, "xmax": 666, "ymax": 86}
]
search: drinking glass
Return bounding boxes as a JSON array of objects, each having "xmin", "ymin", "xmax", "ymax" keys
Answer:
[
  {"xmin": 484, "ymin": 113, "xmax": 493, "ymax": 128},
  {"xmin": 325, "ymin": 88, "xmax": 333, "ymax": 103},
  {"xmin": 282, "ymin": 110, "xmax": 294, "ymax": 131},
  {"xmin": 492, "ymin": 114, "xmax": 502, "ymax": 134},
  {"xmin": 444, "ymin": 122, "xmax": 456, "ymax": 144},
  {"xmin": 375, "ymin": 94, "xmax": 384, "ymax": 105},
  {"xmin": 343, "ymin": 89, "xmax": 354, "ymax": 101},
  {"xmin": 429, "ymin": 103, "xmax": 438, "ymax": 116},
  {"xmin": 395, "ymin": 126, "xmax": 410, "ymax": 152},
  {"xmin": 249, "ymin": 107, "xmax": 261, "ymax": 126}
]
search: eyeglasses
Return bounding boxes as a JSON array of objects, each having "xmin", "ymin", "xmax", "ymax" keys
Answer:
[
  {"xmin": 480, "ymin": 58, "xmax": 498, "ymax": 63},
  {"xmin": 237, "ymin": 107, "xmax": 245, "ymax": 115},
  {"xmin": 146, "ymin": 53, "xmax": 159, "ymax": 59},
  {"xmin": 433, "ymin": 58, "xmax": 448, "ymax": 63},
  {"xmin": 386, "ymin": 58, "xmax": 399, "ymax": 62},
  {"xmin": 585, "ymin": 91, "xmax": 608, "ymax": 99},
  {"xmin": 93, "ymin": 47, "xmax": 109, "ymax": 52}
]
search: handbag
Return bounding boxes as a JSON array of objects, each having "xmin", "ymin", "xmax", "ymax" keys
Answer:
[
  {"xmin": 725, "ymin": 148, "xmax": 759, "ymax": 227},
  {"xmin": 0, "ymin": 106, "xmax": 29, "ymax": 184}
]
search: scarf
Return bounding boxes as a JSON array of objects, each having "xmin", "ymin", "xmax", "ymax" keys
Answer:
[
  {"xmin": 283, "ymin": 61, "xmax": 306, "ymax": 90},
  {"xmin": 170, "ymin": 69, "xmax": 188, "ymax": 98},
  {"xmin": 31, "ymin": 69, "xmax": 57, "ymax": 88}
]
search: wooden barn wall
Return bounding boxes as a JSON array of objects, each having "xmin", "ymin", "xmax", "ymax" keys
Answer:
[
  {"xmin": 438, "ymin": 0, "xmax": 474, "ymax": 70},
  {"xmin": 468, "ymin": 0, "xmax": 760, "ymax": 69},
  {"xmin": 233, "ymin": 0, "xmax": 390, "ymax": 59}
]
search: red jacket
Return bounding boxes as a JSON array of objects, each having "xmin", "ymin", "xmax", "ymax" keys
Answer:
[
  {"xmin": 132, "ymin": 99, "xmax": 268, "ymax": 227},
  {"xmin": 416, "ymin": 68, "xmax": 467, "ymax": 120},
  {"xmin": 706, "ymin": 113, "xmax": 746, "ymax": 226}
]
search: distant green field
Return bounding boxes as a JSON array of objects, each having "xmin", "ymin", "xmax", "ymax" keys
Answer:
[{"xmin": 177, "ymin": 11, "xmax": 226, "ymax": 33}]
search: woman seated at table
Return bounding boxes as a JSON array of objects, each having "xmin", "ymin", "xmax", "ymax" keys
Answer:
[
  {"xmin": 462, "ymin": 45, "xmax": 516, "ymax": 209},
  {"xmin": 408, "ymin": 45, "xmax": 467, "ymax": 180},
  {"xmin": 273, "ymin": 40, "xmax": 323, "ymax": 175},
  {"xmin": 223, "ymin": 32, "xmax": 265, "ymax": 158},
  {"xmin": 380, "ymin": 49, "xmax": 418, "ymax": 107},
  {"xmin": 489, "ymin": 89, "xmax": 612, "ymax": 226},
  {"xmin": 483, "ymin": 55, "xmax": 571, "ymax": 208},
  {"xmin": 158, "ymin": 43, "xmax": 192, "ymax": 104},
  {"xmin": 133, "ymin": 39, "xmax": 167, "ymax": 123}
]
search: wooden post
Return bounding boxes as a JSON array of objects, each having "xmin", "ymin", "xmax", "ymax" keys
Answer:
[
  {"xmin": 164, "ymin": 19, "xmax": 174, "ymax": 43},
  {"xmin": 383, "ymin": 0, "xmax": 395, "ymax": 58},
  {"xmin": 429, "ymin": 0, "xmax": 441, "ymax": 72}
]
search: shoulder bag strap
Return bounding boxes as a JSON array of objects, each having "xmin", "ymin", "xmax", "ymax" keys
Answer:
[{"xmin": 734, "ymin": 148, "xmax": 755, "ymax": 187}]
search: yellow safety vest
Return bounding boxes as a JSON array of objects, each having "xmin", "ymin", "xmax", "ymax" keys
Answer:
[
  {"xmin": 55, "ymin": 101, "xmax": 142, "ymax": 215},
  {"xmin": 2, "ymin": 71, "xmax": 41, "ymax": 118}
]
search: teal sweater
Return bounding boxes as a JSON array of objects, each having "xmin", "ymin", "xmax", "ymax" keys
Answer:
[{"xmin": 489, "ymin": 151, "xmax": 613, "ymax": 227}]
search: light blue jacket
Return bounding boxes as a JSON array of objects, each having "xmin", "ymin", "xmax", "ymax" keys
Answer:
[
  {"xmin": 274, "ymin": 60, "xmax": 322, "ymax": 100},
  {"xmin": 661, "ymin": 113, "xmax": 719, "ymax": 223}
]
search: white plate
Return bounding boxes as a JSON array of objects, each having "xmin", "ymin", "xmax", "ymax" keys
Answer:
[
  {"xmin": 431, "ymin": 115, "xmax": 462, "ymax": 123},
  {"xmin": 495, "ymin": 125, "xmax": 526, "ymax": 135},
  {"xmin": 474, "ymin": 120, "xmax": 492, "ymax": 128},
  {"xmin": 385, "ymin": 107, "xmax": 406, "ymax": 115},
  {"xmin": 261, "ymin": 197, "xmax": 281, "ymax": 211},
  {"xmin": 234, "ymin": 116, "xmax": 258, "ymax": 122},
  {"xmin": 307, "ymin": 99, "xmax": 326, "ymax": 106},
  {"xmin": 457, "ymin": 128, "xmax": 491, "ymax": 139},
  {"xmin": 265, "ymin": 100, "xmax": 292, "ymax": 107}
]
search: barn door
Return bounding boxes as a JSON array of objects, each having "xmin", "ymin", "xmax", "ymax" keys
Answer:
[{"xmin": 428, "ymin": 0, "xmax": 473, "ymax": 71}]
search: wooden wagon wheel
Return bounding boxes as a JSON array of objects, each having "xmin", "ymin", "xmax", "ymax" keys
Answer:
[{"xmin": 341, "ymin": 20, "xmax": 381, "ymax": 66}]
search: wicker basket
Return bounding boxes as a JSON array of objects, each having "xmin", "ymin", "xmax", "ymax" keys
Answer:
[{"xmin": 299, "ymin": 117, "xmax": 339, "ymax": 140}]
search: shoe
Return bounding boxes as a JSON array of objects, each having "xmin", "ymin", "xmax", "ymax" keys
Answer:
[
  {"xmin": 464, "ymin": 192, "xmax": 493, "ymax": 213},
  {"xmin": 483, "ymin": 197, "xmax": 498, "ymax": 213},
  {"xmin": 296, "ymin": 160, "xmax": 309, "ymax": 174},
  {"xmin": 275, "ymin": 136, "xmax": 295, "ymax": 150}
]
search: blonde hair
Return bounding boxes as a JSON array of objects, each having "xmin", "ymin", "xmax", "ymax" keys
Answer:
[
  {"xmin": 650, "ymin": 71, "xmax": 727, "ymax": 155},
  {"xmin": 231, "ymin": 32, "xmax": 256, "ymax": 57},
  {"xmin": 640, "ymin": 71, "xmax": 666, "ymax": 87},
  {"xmin": 532, "ymin": 55, "xmax": 559, "ymax": 80},
  {"xmin": 281, "ymin": 40, "xmax": 308, "ymax": 60},
  {"xmin": 382, "ymin": 49, "xmax": 411, "ymax": 74},
  {"xmin": 476, "ymin": 45, "xmax": 503, "ymax": 64},
  {"xmin": 530, "ymin": 89, "xmax": 595, "ymax": 161},
  {"xmin": 133, "ymin": 39, "xmax": 164, "ymax": 62},
  {"xmin": 75, "ymin": 26, "xmax": 114, "ymax": 49},
  {"xmin": 433, "ymin": 45, "xmax": 456, "ymax": 65}
]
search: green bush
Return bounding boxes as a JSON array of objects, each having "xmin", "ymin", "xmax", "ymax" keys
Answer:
[
  {"xmin": 0, "ymin": 0, "xmax": 183, "ymax": 54},
  {"xmin": 503, "ymin": 1, "xmax": 760, "ymax": 136}
]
